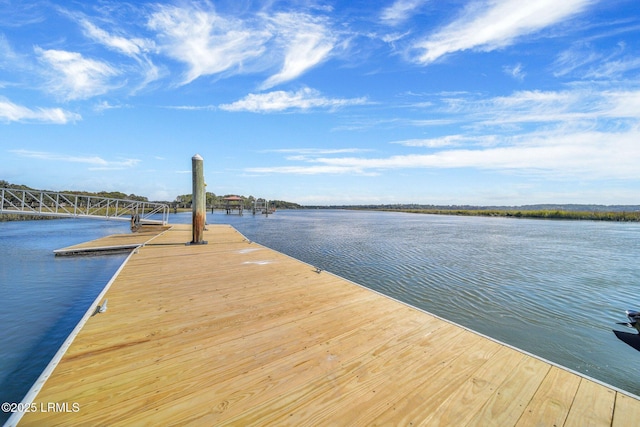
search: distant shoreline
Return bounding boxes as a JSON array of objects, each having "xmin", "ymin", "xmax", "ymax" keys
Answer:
[
  {"xmin": 3, "ymin": 206, "xmax": 640, "ymax": 223},
  {"xmin": 0, "ymin": 214, "xmax": 60, "ymax": 222},
  {"xmin": 362, "ymin": 208, "xmax": 640, "ymax": 222}
]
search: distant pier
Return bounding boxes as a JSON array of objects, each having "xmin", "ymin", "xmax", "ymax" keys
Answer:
[{"xmin": 11, "ymin": 224, "xmax": 640, "ymax": 426}]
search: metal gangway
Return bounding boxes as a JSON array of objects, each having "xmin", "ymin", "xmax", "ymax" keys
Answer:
[{"xmin": 0, "ymin": 188, "xmax": 169, "ymax": 225}]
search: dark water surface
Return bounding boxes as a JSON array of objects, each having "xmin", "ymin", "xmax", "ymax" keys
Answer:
[{"xmin": 1, "ymin": 210, "xmax": 639, "ymax": 423}]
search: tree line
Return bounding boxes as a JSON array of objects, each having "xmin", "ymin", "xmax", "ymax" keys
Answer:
[
  {"xmin": 0, "ymin": 180, "xmax": 149, "ymax": 201},
  {"xmin": 172, "ymin": 193, "xmax": 302, "ymax": 210},
  {"xmin": 374, "ymin": 207, "xmax": 640, "ymax": 222}
]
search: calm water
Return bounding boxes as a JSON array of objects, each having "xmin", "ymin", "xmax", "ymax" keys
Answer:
[
  {"xmin": 1, "ymin": 210, "xmax": 639, "ymax": 423},
  {"xmin": 0, "ymin": 219, "xmax": 130, "ymax": 424}
]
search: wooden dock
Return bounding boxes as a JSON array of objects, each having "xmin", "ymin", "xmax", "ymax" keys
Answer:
[
  {"xmin": 14, "ymin": 224, "xmax": 640, "ymax": 426},
  {"xmin": 53, "ymin": 225, "xmax": 170, "ymax": 256}
]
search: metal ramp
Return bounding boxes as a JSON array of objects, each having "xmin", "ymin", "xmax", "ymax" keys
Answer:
[{"xmin": 0, "ymin": 188, "xmax": 169, "ymax": 225}]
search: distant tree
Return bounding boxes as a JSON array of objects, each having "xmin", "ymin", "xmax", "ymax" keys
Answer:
[
  {"xmin": 127, "ymin": 193, "xmax": 148, "ymax": 202},
  {"xmin": 175, "ymin": 194, "xmax": 192, "ymax": 207},
  {"xmin": 205, "ymin": 192, "xmax": 217, "ymax": 207}
]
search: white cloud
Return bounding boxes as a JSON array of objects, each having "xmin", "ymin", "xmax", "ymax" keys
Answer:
[
  {"xmin": 412, "ymin": 0, "xmax": 593, "ymax": 64},
  {"xmin": 35, "ymin": 47, "xmax": 119, "ymax": 100},
  {"xmin": 381, "ymin": 31, "xmax": 411, "ymax": 44},
  {"xmin": 503, "ymin": 63, "xmax": 525, "ymax": 81},
  {"xmin": 260, "ymin": 12, "xmax": 336, "ymax": 90},
  {"xmin": 270, "ymin": 148, "xmax": 374, "ymax": 162},
  {"xmin": 78, "ymin": 18, "xmax": 161, "ymax": 91},
  {"xmin": 79, "ymin": 18, "xmax": 154, "ymax": 57},
  {"xmin": 147, "ymin": 4, "xmax": 340, "ymax": 89},
  {"xmin": 553, "ymin": 41, "xmax": 640, "ymax": 80},
  {"xmin": 246, "ymin": 164, "xmax": 371, "ymax": 175},
  {"xmin": 0, "ymin": 34, "xmax": 18, "ymax": 68},
  {"xmin": 264, "ymin": 148, "xmax": 371, "ymax": 155},
  {"xmin": 93, "ymin": 100, "xmax": 124, "ymax": 112},
  {"xmin": 164, "ymin": 104, "xmax": 217, "ymax": 111},
  {"xmin": 391, "ymin": 135, "xmax": 497, "ymax": 148},
  {"xmin": 249, "ymin": 84, "xmax": 640, "ymax": 180},
  {"xmin": 219, "ymin": 87, "xmax": 368, "ymax": 112},
  {"xmin": 585, "ymin": 57, "xmax": 640, "ymax": 79},
  {"xmin": 147, "ymin": 4, "xmax": 269, "ymax": 85},
  {"xmin": 9, "ymin": 150, "xmax": 139, "ymax": 170},
  {"xmin": 475, "ymin": 88, "xmax": 640, "ymax": 126},
  {"xmin": 248, "ymin": 128, "xmax": 640, "ymax": 180},
  {"xmin": 553, "ymin": 45, "xmax": 601, "ymax": 77},
  {"xmin": 381, "ymin": 0, "xmax": 428, "ymax": 26},
  {"xmin": 0, "ymin": 98, "xmax": 80, "ymax": 124}
]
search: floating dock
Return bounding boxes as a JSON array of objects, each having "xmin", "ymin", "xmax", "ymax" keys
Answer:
[
  {"xmin": 53, "ymin": 225, "xmax": 170, "ymax": 256},
  {"xmin": 12, "ymin": 224, "xmax": 640, "ymax": 426}
]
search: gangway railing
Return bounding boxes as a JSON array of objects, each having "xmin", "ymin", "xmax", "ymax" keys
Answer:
[{"xmin": 0, "ymin": 188, "xmax": 169, "ymax": 225}]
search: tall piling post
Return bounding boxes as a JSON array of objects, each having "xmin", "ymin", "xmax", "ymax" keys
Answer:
[{"xmin": 191, "ymin": 154, "xmax": 207, "ymax": 245}]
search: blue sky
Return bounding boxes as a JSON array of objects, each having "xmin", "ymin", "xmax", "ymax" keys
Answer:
[{"xmin": 1, "ymin": 0, "xmax": 639, "ymax": 205}]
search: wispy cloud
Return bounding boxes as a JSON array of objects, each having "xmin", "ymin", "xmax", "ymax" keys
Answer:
[
  {"xmin": 79, "ymin": 18, "xmax": 154, "ymax": 57},
  {"xmin": 249, "ymin": 84, "xmax": 640, "ymax": 180},
  {"xmin": 35, "ymin": 47, "xmax": 119, "ymax": 100},
  {"xmin": 412, "ymin": 0, "xmax": 593, "ymax": 64},
  {"xmin": 260, "ymin": 12, "xmax": 336, "ymax": 90},
  {"xmin": 0, "ymin": 98, "xmax": 80, "ymax": 124},
  {"xmin": 263, "ymin": 148, "xmax": 371, "ymax": 155},
  {"xmin": 0, "ymin": 35, "xmax": 19, "ymax": 68},
  {"xmin": 78, "ymin": 17, "xmax": 161, "ymax": 91},
  {"xmin": 246, "ymin": 164, "xmax": 374, "ymax": 175},
  {"xmin": 471, "ymin": 88, "xmax": 640, "ymax": 126},
  {"xmin": 219, "ymin": 87, "xmax": 368, "ymax": 112},
  {"xmin": 380, "ymin": 0, "xmax": 428, "ymax": 26},
  {"xmin": 246, "ymin": 128, "xmax": 640, "ymax": 179},
  {"xmin": 163, "ymin": 104, "xmax": 217, "ymax": 111},
  {"xmin": 93, "ymin": 100, "xmax": 127, "ymax": 113},
  {"xmin": 9, "ymin": 150, "xmax": 139, "ymax": 170},
  {"xmin": 267, "ymin": 148, "xmax": 373, "ymax": 162},
  {"xmin": 553, "ymin": 44, "xmax": 601, "ymax": 77},
  {"xmin": 552, "ymin": 40, "xmax": 640, "ymax": 80},
  {"xmin": 146, "ymin": 4, "xmax": 340, "ymax": 89},
  {"xmin": 147, "ymin": 3, "xmax": 269, "ymax": 85},
  {"xmin": 503, "ymin": 63, "xmax": 526, "ymax": 81},
  {"xmin": 248, "ymin": 147, "xmax": 377, "ymax": 175},
  {"xmin": 391, "ymin": 135, "xmax": 497, "ymax": 148}
]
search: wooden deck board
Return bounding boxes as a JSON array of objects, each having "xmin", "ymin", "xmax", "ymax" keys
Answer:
[
  {"xmin": 612, "ymin": 393, "xmax": 640, "ymax": 427},
  {"xmin": 564, "ymin": 379, "xmax": 615, "ymax": 427},
  {"xmin": 16, "ymin": 224, "xmax": 640, "ymax": 426},
  {"xmin": 53, "ymin": 226, "xmax": 170, "ymax": 255},
  {"xmin": 515, "ymin": 366, "xmax": 581, "ymax": 427},
  {"xmin": 466, "ymin": 355, "xmax": 550, "ymax": 426}
]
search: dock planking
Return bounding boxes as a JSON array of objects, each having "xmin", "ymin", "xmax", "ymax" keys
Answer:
[
  {"xmin": 15, "ymin": 224, "xmax": 640, "ymax": 426},
  {"xmin": 53, "ymin": 225, "xmax": 171, "ymax": 256}
]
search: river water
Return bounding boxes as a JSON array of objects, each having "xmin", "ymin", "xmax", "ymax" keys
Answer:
[
  {"xmin": 1, "ymin": 210, "xmax": 639, "ymax": 422},
  {"xmin": 0, "ymin": 219, "xmax": 130, "ymax": 424}
]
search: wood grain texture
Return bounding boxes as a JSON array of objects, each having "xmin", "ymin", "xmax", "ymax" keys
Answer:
[{"xmin": 19, "ymin": 224, "xmax": 640, "ymax": 426}]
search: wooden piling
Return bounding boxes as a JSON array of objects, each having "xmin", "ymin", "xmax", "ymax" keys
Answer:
[{"xmin": 191, "ymin": 154, "xmax": 206, "ymax": 244}]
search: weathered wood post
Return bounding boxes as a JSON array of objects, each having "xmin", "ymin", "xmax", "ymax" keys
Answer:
[{"xmin": 191, "ymin": 154, "xmax": 207, "ymax": 244}]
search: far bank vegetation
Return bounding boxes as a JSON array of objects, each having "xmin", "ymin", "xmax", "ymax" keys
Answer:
[
  {"xmin": 173, "ymin": 193, "xmax": 302, "ymax": 210},
  {"xmin": 376, "ymin": 207, "xmax": 640, "ymax": 222}
]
